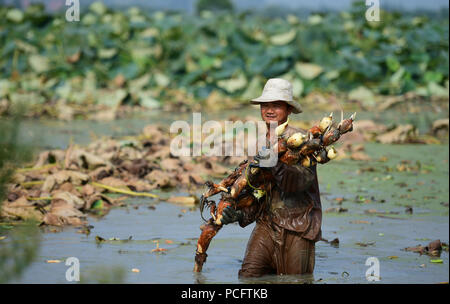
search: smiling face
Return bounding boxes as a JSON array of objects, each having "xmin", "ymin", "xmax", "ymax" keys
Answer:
[{"xmin": 260, "ymin": 101, "xmax": 292, "ymax": 125}]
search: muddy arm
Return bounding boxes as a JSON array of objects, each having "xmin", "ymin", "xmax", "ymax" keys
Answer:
[{"xmin": 194, "ymin": 221, "xmax": 222, "ymax": 272}]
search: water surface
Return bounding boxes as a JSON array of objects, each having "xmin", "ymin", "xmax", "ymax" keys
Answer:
[{"xmin": 7, "ymin": 110, "xmax": 449, "ymax": 284}]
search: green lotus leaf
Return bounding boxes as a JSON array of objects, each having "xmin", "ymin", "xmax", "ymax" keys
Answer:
[
  {"xmin": 98, "ymin": 48, "xmax": 118, "ymax": 59},
  {"xmin": 6, "ymin": 9, "xmax": 24, "ymax": 23},
  {"xmin": 348, "ymin": 86, "xmax": 376, "ymax": 107},
  {"xmin": 137, "ymin": 91, "xmax": 161, "ymax": 109},
  {"xmin": 28, "ymin": 54, "xmax": 50, "ymax": 73},
  {"xmin": 270, "ymin": 29, "xmax": 297, "ymax": 46},
  {"xmin": 295, "ymin": 62, "xmax": 324, "ymax": 80},
  {"xmin": 217, "ymin": 73, "xmax": 247, "ymax": 93},
  {"xmin": 97, "ymin": 89, "xmax": 128, "ymax": 107},
  {"xmin": 90, "ymin": 1, "xmax": 108, "ymax": 16},
  {"xmin": 9, "ymin": 92, "xmax": 45, "ymax": 105}
]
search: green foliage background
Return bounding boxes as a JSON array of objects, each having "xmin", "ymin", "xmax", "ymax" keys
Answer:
[
  {"xmin": 195, "ymin": 0, "xmax": 234, "ymax": 14},
  {"xmin": 0, "ymin": 1, "xmax": 448, "ymax": 112}
]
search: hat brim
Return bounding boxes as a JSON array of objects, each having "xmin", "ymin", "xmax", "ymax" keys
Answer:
[{"xmin": 251, "ymin": 98, "xmax": 302, "ymax": 114}]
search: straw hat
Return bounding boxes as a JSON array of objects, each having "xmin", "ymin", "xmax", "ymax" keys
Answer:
[{"xmin": 251, "ymin": 78, "xmax": 302, "ymax": 114}]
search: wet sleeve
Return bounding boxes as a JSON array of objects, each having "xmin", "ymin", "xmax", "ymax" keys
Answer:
[{"xmin": 270, "ymin": 161, "xmax": 316, "ymax": 193}]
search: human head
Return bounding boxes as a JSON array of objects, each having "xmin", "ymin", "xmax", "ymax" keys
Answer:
[{"xmin": 250, "ymin": 78, "xmax": 302, "ymax": 125}]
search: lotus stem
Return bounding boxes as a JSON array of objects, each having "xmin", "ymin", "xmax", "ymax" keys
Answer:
[
  {"xmin": 17, "ymin": 164, "xmax": 59, "ymax": 173},
  {"xmin": 91, "ymin": 182, "xmax": 159, "ymax": 199},
  {"xmin": 21, "ymin": 181, "xmax": 45, "ymax": 188},
  {"xmin": 27, "ymin": 196, "xmax": 53, "ymax": 201}
]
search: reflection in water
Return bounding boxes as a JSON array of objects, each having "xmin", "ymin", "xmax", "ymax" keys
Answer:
[{"xmin": 193, "ymin": 272, "xmax": 208, "ymax": 284}]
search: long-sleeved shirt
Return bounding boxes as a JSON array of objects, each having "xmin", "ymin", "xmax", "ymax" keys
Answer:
[{"xmin": 238, "ymin": 124, "xmax": 322, "ymax": 242}]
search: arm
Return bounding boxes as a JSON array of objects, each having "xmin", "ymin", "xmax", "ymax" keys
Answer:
[
  {"xmin": 238, "ymin": 203, "xmax": 261, "ymax": 228},
  {"xmin": 221, "ymin": 198, "xmax": 261, "ymax": 228},
  {"xmin": 269, "ymin": 161, "xmax": 316, "ymax": 193}
]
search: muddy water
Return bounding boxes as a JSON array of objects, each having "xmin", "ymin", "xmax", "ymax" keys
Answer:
[{"xmin": 8, "ymin": 110, "xmax": 450, "ymax": 284}]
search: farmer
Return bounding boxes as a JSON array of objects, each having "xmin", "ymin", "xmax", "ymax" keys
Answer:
[{"xmin": 221, "ymin": 78, "xmax": 322, "ymax": 277}]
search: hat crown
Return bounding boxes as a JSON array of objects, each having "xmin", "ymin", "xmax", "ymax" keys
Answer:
[{"xmin": 262, "ymin": 78, "xmax": 293, "ymax": 100}]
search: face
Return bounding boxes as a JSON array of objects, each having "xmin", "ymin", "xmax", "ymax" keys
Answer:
[{"xmin": 260, "ymin": 101, "xmax": 292, "ymax": 125}]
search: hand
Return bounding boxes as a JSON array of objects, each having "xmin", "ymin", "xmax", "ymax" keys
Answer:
[
  {"xmin": 221, "ymin": 206, "xmax": 243, "ymax": 225},
  {"xmin": 250, "ymin": 148, "xmax": 275, "ymax": 169}
]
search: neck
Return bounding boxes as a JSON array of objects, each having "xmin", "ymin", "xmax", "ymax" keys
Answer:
[
  {"xmin": 266, "ymin": 119, "xmax": 288, "ymax": 135},
  {"xmin": 265, "ymin": 118, "xmax": 288, "ymax": 128}
]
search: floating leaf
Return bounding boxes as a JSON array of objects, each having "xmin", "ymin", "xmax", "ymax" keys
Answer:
[
  {"xmin": 91, "ymin": 200, "xmax": 104, "ymax": 210},
  {"xmin": 430, "ymin": 259, "xmax": 443, "ymax": 264},
  {"xmin": 95, "ymin": 235, "xmax": 106, "ymax": 243}
]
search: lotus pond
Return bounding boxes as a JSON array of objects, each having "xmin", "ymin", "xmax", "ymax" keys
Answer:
[{"xmin": 5, "ymin": 109, "xmax": 448, "ymax": 284}]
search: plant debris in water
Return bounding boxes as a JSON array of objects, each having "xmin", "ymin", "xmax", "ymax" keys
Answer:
[
  {"xmin": 404, "ymin": 239, "xmax": 448, "ymax": 257},
  {"xmin": 0, "ymin": 123, "xmax": 246, "ymax": 228},
  {"xmin": 1, "ymin": 111, "xmax": 448, "ymax": 230}
]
